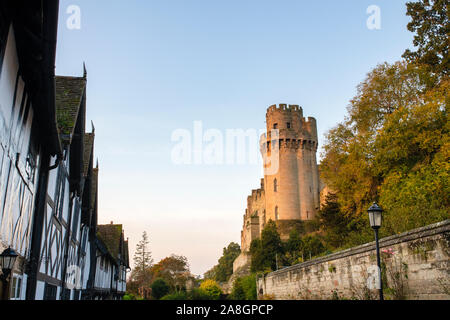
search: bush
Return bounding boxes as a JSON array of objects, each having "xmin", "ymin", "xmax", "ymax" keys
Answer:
[
  {"xmin": 189, "ymin": 288, "xmax": 213, "ymax": 300},
  {"xmin": 199, "ymin": 279, "xmax": 222, "ymax": 300},
  {"xmin": 240, "ymin": 274, "xmax": 257, "ymax": 300},
  {"xmin": 229, "ymin": 278, "xmax": 245, "ymax": 300},
  {"xmin": 151, "ymin": 278, "xmax": 170, "ymax": 300},
  {"xmin": 229, "ymin": 274, "xmax": 257, "ymax": 300},
  {"xmin": 161, "ymin": 291, "xmax": 188, "ymax": 300},
  {"xmin": 123, "ymin": 293, "xmax": 137, "ymax": 300}
]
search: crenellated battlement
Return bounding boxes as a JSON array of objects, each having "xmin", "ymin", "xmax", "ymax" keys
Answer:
[
  {"xmin": 260, "ymin": 138, "xmax": 318, "ymax": 152},
  {"xmin": 267, "ymin": 104, "xmax": 303, "ymax": 114}
]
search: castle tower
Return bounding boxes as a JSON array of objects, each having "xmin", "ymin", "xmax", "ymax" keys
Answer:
[
  {"xmin": 233, "ymin": 104, "xmax": 321, "ymax": 274},
  {"xmin": 260, "ymin": 104, "xmax": 320, "ymax": 238}
]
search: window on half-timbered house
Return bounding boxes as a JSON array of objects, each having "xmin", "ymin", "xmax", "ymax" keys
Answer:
[
  {"xmin": 71, "ymin": 200, "xmax": 80, "ymax": 240},
  {"xmin": 43, "ymin": 283, "xmax": 57, "ymax": 300},
  {"xmin": 61, "ymin": 288, "xmax": 71, "ymax": 301},
  {"xmin": 9, "ymin": 275, "xmax": 22, "ymax": 300}
]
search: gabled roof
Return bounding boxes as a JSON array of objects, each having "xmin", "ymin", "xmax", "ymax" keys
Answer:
[
  {"xmin": 55, "ymin": 76, "xmax": 86, "ymax": 141},
  {"xmin": 97, "ymin": 224, "xmax": 123, "ymax": 261},
  {"xmin": 123, "ymin": 240, "xmax": 130, "ymax": 268},
  {"xmin": 83, "ymin": 133, "xmax": 95, "ymax": 177},
  {"xmin": 91, "ymin": 166, "xmax": 98, "ymax": 211}
]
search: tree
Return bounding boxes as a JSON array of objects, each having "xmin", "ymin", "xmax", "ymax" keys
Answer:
[
  {"xmin": 284, "ymin": 229, "xmax": 303, "ymax": 265},
  {"xmin": 319, "ymin": 59, "xmax": 449, "ymax": 248},
  {"xmin": 229, "ymin": 278, "xmax": 246, "ymax": 300},
  {"xmin": 131, "ymin": 231, "xmax": 154, "ymax": 290},
  {"xmin": 151, "ymin": 254, "xmax": 190, "ymax": 292},
  {"xmin": 229, "ymin": 274, "xmax": 257, "ymax": 300},
  {"xmin": 301, "ymin": 235, "xmax": 326, "ymax": 260},
  {"xmin": 375, "ymin": 79, "xmax": 449, "ymax": 234},
  {"xmin": 151, "ymin": 278, "xmax": 170, "ymax": 300},
  {"xmin": 199, "ymin": 279, "xmax": 222, "ymax": 300},
  {"xmin": 250, "ymin": 220, "xmax": 283, "ymax": 272},
  {"xmin": 204, "ymin": 242, "xmax": 241, "ymax": 282},
  {"xmin": 316, "ymin": 193, "xmax": 352, "ymax": 249},
  {"xmin": 403, "ymin": 0, "xmax": 449, "ymax": 76}
]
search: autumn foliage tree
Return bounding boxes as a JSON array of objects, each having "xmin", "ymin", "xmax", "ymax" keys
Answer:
[
  {"xmin": 151, "ymin": 254, "xmax": 191, "ymax": 292},
  {"xmin": 319, "ymin": 1, "xmax": 449, "ymax": 249}
]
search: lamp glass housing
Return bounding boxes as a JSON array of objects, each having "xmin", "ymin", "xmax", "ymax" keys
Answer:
[
  {"xmin": 368, "ymin": 203, "xmax": 383, "ymax": 229},
  {"xmin": 0, "ymin": 248, "xmax": 18, "ymax": 273}
]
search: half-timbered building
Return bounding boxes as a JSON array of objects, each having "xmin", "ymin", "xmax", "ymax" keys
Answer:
[
  {"xmin": 0, "ymin": 0, "xmax": 61, "ymax": 300},
  {"xmin": 0, "ymin": 1, "xmax": 130, "ymax": 300},
  {"xmin": 29, "ymin": 74, "xmax": 88, "ymax": 300},
  {"xmin": 85, "ymin": 223, "xmax": 130, "ymax": 300}
]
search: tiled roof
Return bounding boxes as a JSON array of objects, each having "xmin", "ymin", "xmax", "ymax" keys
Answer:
[
  {"xmin": 123, "ymin": 240, "xmax": 130, "ymax": 267},
  {"xmin": 55, "ymin": 76, "xmax": 86, "ymax": 139},
  {"xmin": 91, "ymin": 166, "xmax": 98, "ymax": 211},
  {"xmin": 97, "ymin": 224, "xmax": 123, "ymax": 261},
  {"xmin": 83, "ymin": 133, "xmax": 95, "ymax": 177}
]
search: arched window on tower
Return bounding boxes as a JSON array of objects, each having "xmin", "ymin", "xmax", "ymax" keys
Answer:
[
  {"xmin": 275, "ymin": 206, "xmax": 279, "ymax": 220},
  {"xmin": 274, "ymin": 178, "xmax": 278, "ymax": 192}
]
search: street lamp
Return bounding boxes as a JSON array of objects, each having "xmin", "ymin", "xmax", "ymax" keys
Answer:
[
  {"xmin": 0, "ymin": 247, "xmax": 18, "ymax": 300},
  {"xmin": 368, "ymin": 202, "xmax": 384, "ymax": 301}
]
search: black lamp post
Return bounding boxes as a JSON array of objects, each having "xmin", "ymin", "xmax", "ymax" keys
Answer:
[
  {"xmin": 0, "ymin": 247, "xmax": 18, "ymax": 300},
  {"xmin": 368, "ymin": 202, "xmax": 384, "ymax": 301}
]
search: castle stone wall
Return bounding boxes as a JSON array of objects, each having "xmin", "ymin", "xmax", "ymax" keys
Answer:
[{"xmin": 257, "ymin": 220, "xmax": 450, "ymax": 300}]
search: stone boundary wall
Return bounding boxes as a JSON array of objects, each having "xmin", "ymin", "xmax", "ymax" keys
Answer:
[{"xmin": 257, "ymin": 220, "xmax": 450, "ymax": 300}]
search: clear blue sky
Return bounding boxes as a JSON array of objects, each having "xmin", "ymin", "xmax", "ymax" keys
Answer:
[{"xmin": 55, "ymin": 0, "xmax": 414, "ymax": 275}]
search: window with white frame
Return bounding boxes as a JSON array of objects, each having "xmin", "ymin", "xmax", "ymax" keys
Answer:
[{"xmin": 9, "ymin": 274, "xmax": 22, "ymax": 300}]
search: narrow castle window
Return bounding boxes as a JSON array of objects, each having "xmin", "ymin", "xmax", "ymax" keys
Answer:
[
  {"xmin": 274, "ymin": 178, "xmax": 278, "ymax": 192},
  {"xmin": 273, "ymin": 123, "xmax": 278, "ymax": 129},
  {"xmin": 275, "ymin": 206, "xmax": 279, "ymax": 220},
  {"xmin": 287, "ymin": 122, "xmax": 291, "ymax": 129}
]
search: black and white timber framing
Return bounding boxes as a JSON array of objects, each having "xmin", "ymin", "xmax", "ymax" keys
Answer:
[{"xmin": 0, "ymin": 0, "xmax": 130, "ymax": 300}]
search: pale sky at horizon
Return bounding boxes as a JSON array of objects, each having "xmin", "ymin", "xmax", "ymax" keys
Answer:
[{"xmin": 55, "ymin": 0, "xmax": 414, "ymax": 276}]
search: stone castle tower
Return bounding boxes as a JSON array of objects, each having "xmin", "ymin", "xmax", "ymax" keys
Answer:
[
  {"xmin": 233, "ymin": 104, "xmax": 321, "ymax": 273},
  {"xmin": 262, "ymin": 104, "xmax": 320, "ymax": 224}
]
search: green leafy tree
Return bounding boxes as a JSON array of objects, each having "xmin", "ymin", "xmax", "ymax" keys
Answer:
[
  {"xmin": 199, "ymin": 279, "xmax": 222, "ymax": 300},
  {"xmin": 151, "ymin": 278, "xmax": 170, "ymax": 300},
  {"xmin": 229, "ymin": 278, "xmax": 246, "ymax": 300},
  {"xmin": 301, "ymin": 235, "xmax": 326, "ymax": 260},
  {"xmin": 204, "ymin": 242, "xmax": 240, "ymax": 282},
  {"xmin": 250, "ymin": 220, "xmax": 283, "ymax": 272},
  {"xmin": 229, "ymin": 274, "xmax": 257, "ymax": 300},
  {"xmin": 403, "ymin": 0, "xmax": 449, "ymax": 76},
  {"xmin": 240, "ymin": 274, "xmax": 257, "ymax": 300},
  {"xmin": 316, "ymin": 193, "xmax": 352, "ymax": 249},
  {"xmin": 284, "ymin": 229, "xmax": 303, "ymax": 265}
]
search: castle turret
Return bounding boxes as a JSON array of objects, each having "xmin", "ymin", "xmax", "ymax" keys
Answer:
[
  {"xmin": 234, "ymin": 103, "xmax": 321, "ymax": 274},
  {"xmin": 260, "ymin": 104, "xmax": 320, "ymax": 238}
]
